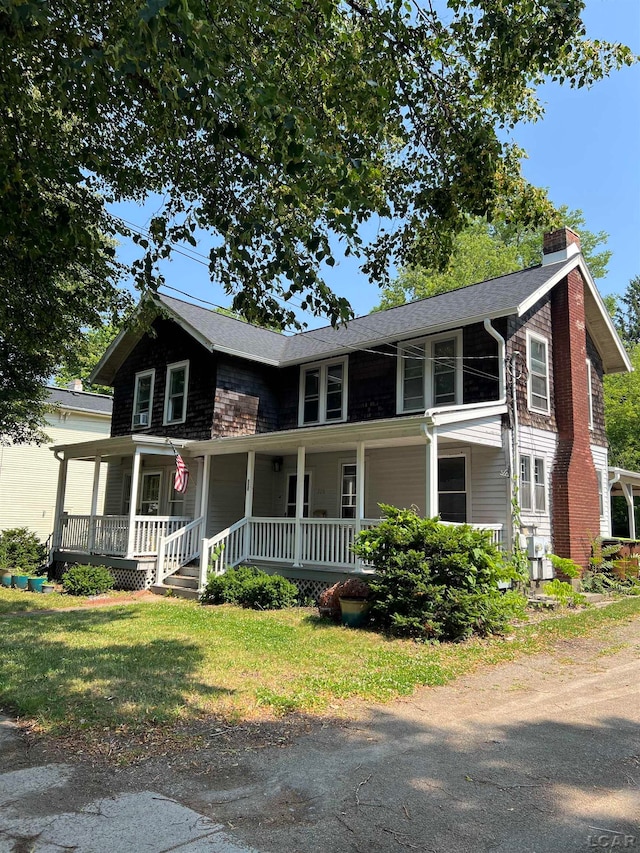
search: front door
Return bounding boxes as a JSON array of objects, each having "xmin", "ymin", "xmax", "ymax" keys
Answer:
[
  {"xmin": 286, "ymin": 473, "xmax": 310, "ymax": 517},
  {"xmin": 139, "ymin": 472, "xmax": 162, "ymax": 515}
]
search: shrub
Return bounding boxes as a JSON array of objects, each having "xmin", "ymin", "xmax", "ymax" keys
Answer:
[
  {"xmin": 200, "ymin": 566, "xmax": 298, "ymax": 610},
  {"xmin": 62, "ymin": 564, "xmax": 114, "ymax": 596},
  {"xmin": 549, "ymin": 554, "xmax": 582, "ymax": 579},
  {"xmin": 0, "ymin": 528, "xmax": 47, "ymax": 574},
  {"xmin": 352, "ymin": 505, "xmax": 522, "ymax": 641},
  {"xmin": 542, "ymin": 578, "xmax": 587, "ymax": 608}
]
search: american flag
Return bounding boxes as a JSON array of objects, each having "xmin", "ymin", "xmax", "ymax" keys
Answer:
[{"xmin": 174, "ymin": 454, "xmax": 189, "ymax": 494}]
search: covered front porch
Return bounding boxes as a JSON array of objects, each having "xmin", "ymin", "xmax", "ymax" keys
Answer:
[{"xmin": 52, "ymin": 407, "xmax": 510, "ymax": 593}]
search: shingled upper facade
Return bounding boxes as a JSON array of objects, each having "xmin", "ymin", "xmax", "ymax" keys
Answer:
[{"xmin": 51, "ymin": 228, "xmax": 631, "ymax": 594}]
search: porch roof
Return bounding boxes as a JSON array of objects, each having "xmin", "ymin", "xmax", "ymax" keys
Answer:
[
  {"xmin": 51, "ymin": 434, "xmax": 192, "ymax": 461},
  {"xmin": 188, "ymin": 404, "xmax": 507, "ymax": 456},
  {"xmin": 609, "ymin": 467, "xmax": 640, "ymax": 493}
]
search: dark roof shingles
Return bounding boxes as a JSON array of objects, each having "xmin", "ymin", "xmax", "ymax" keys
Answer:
[{"xmin": 46, "ymin": 387, "xmax": 113, "ymax": 415}]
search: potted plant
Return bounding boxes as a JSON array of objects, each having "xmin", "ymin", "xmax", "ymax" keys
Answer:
[
  {"xmin": 28, "ymin": 576, "xmax": 46, "ymax": 593},
  {"xmin": 41, "ymin": 581, "xmax": 56, "ymax": 594},
  {"xmin": 338, "ymin": 577, "xmax": 371, "ymax": 627},
  {"xmin": 317, "ymin": 578, "xmax": 371, "ymax": 627},
  {"xmin": 0, "ymin": 568, "xmax": 12, "ymax": 588},
  {"xmin": 12, "ymin": 572, "xmax": 29, "ymax": 590}
]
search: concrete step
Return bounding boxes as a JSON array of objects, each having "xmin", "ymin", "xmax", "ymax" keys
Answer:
[{"xmin": 151, "ymin": 584, "xmax": 201, "ymax": 601}]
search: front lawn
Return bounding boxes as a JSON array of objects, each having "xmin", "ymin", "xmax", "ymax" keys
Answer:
[{"xmin": 1, "ymin": 596, "xmax": 639, "ymax": 742}]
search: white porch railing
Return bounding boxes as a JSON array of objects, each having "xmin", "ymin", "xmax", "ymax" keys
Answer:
[
  {"xmin": 58, "ymin": 514, "xmax": 192, "ymax": 558},
  {"xmin": 199, "ymin": 518, "xmax": 249, "ymax": 588},
  {"xmin": 440, "ymin": 521, "xmax": 504, "ymax": 549},
  {"xmin": 156, "ymin": 517, "xmax": 205, "ymax": 585}
]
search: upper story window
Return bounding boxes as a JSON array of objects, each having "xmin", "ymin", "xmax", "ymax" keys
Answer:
[
  {"xmin": 586, "ymin": 358, "xmax": 594, "ymax": 429},
  {"xmin": 163, "ymin": 361, "xmax": 189, "ymax": 425},
  {"xmin": 526, "ymin": 331, "xmax": 550, "ymax": 413},
  {"xmin": 132, "ymin": 369, "xmax": 154, "ymax": 429},
  {"xmin": 299, "ymin": 358, "xmax": 347, "ymax": 425},
  {"xmin": 397, "ymin": 331, "xmax": 462, "ymax": 414},
  {"xmin": 520, "ymin": 454, "xmax": 546, "ymax": 513}
]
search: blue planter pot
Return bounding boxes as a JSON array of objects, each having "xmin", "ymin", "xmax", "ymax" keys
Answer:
[
  {"xmin": 28, "ymin": 577, "xmax": 45, "ymax": 593},
  {"xmin": 12, "ymin": 575, "xmax": 28, "ymax": 590},
  {"xmin": 339, "ymin": 597, "xmax": 370, "ymax": 628},
  {"xmin": 1, "ymin": 572, "xmax": 12, "ymax": 588}
]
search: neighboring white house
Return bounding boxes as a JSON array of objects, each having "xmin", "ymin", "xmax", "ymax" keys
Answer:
[{"xmin": 0, "ymin": 384, "xmax": 112, "ymax": 544}]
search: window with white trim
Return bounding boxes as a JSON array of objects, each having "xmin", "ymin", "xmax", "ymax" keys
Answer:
[
  {"xmin": 586, "ymin": 358, "xmax": 594, "ymax": 429},
  {"xmin": 438, "ymin": 455, "xmax": 467, "ymax": 523},
  {"xmin": 598, "ymin": 469, "xmax": 605, "ymax": 518},
  {"xmin": 526, "ymin": 332, "xmax": 549, "ymax": 413},
  {"xmin": 398, "ymin": 331, "xmax": 462, "ymax": 413},
  {"xmin": 341, "ymin": 463, "xmax": 357, "ymax": 519},
  {"xmin": 163, "ymin": 361, "xmax": 189, "ymax": 425},
  {"xmin": 132, "ymin": 369, "xmax": 154, "ymax": 429},
  {"xmin": 520, "ymin": 454, "xmax": 546, "ymax": 512},
  {"xmin": 299, "ymin": 358, "xmax": 347, "ymax": 425}
]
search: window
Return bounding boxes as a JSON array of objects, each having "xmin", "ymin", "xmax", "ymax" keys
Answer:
[
  {"xmin": 520, "ymin": 456, "xmax": 532, "ymax": 511},
  {"xmin": 398, "ymin": 332, "xmax": 462, "ymax": 413},
  {"xmin": 286, "ymin": 473, "xmax": 310, "ymax": 517},
  {"xmin": 132, "ymin": 369, "xmax": 154, "ymax": 429},
  {"xmin": 139, "ymin": 472, "xmax": 161, "ymax": 515},
  {"xmin": 598, "ymin": 469, "xmax": 605, "ymax": 518},
  {"xmin": 438, "ymin": 456, "xmax": 466, "ymax": 523},
  {"xmin": 520, "ymin": 454, "xmax": 546, "ymax": 512},
  {"xmin": 163, "ymin": 361, "xmax": 189, "ymax": 425},
  {"xmin": 341, "ymin": 464, "xmax": 357, "ymax": 519},
  {"xmin": 299, "ymin": 358, "xmax": 347, "ymax": 425},
  {"xmin": 586, "ymin": 358, "xmax": 594, "ymax": 429},
  {"xmin": 527, "ymin": 332, "xmax": 549, "ymax": 413}
]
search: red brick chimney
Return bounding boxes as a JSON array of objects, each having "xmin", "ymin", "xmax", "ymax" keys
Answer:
[
  {"xmin": 542, "ymin": 227, "xmax": 582, "ymax": 265},
  {"xmin": 547, "ymin": 229, "xmax": 600, "ymax": 570}
]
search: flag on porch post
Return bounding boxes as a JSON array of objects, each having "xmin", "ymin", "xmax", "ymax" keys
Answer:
[{"xmin": 174, "ymin": 454, "xmax": 189, "ymax": 494}]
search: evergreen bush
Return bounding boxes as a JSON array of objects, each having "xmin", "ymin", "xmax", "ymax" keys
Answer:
[
  {"xmin": 62, "ymin": 564, "xmax": 114, "ymax": 596},
  {"xmin": 0, "ymin": 527, "xmax": 48, "ymax": 574},
  {"xmin": 352, "ymin": 505, "xmax": 523, "ymax": 641},
  {"xmin": 200, "ymin": 566, "xmax": 298, "ymax": 609}
]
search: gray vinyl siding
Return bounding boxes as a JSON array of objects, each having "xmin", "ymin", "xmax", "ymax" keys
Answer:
[
  {"xmin": 206, "ymin": 454, "xmax": 246, "ymax": 536},
  {"xmin": 103, "ymin": 456, "xmax": 197, "ymax": 518}
]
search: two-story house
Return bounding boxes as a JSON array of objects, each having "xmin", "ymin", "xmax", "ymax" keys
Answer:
[{"xmin": 51, "ymin": 228, "xmax": 630, "ymax": 597}]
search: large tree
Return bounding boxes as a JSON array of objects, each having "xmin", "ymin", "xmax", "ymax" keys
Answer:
[
  {"xmin": 605, "ymin": 341, "xmax": 640, "ymax": 473},
  {"xmin": 0, "ymin": 0, "xmax": 634, "ymax": 440},
  {"xmin": 375, "ymin": 208, "xmax": 611, "ymax": 309}
]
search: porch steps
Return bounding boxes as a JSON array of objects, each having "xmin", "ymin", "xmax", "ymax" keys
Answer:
[{"xmin": 152, "ymin": 561, "xmax": 201, "ymax": 600}]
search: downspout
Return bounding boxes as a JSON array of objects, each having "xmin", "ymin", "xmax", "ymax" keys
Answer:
[{"xmin": 420, "ymin": 318, "xmax": 507, "ymax": 520}]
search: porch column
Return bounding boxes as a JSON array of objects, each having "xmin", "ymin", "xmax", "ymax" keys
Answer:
[
  {"xmin": 293, "ymin": 445, "xmax": 306, "ymax": 567},
  {"xmin": 199, "ymin": 454, "xmax": 212, "ymax": 521},
  {"xmin": 623, "ymin": 482, "xmax": 636, "ymax": 540},
  {"xmin": 53, "ymin": 456, "xmax": 68, "ymax": 549},
  {"xmin": 244, "ymin": 451, "xmax": 256, "ymax": 561},
  {"xmin": 424, "ymin": 422, "xmax": 439, "ymax": 518},
  {"xmin": 355, "ymin": 441, "xmax": 366, "ymax": 572},
  {"xmin": 88, "ymin": 455, "xmax": 102, "ymax": 552},
  {"xmin": 126, "ymin": 448, "xmax": 142, "ymax": 558}
]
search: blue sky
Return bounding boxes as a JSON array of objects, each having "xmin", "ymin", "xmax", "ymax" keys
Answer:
[{"xmin": 111, "ymin": 0, "xmax": 640, "ymax": 328}]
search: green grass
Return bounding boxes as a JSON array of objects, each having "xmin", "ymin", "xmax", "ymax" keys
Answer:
[
  {"xmin": 0, "ymin": 587, "xmax": 91, "ymax": 613},
  {"xmin": 1, "ymin": 596, "xmax": 639, "ymax": 740}
]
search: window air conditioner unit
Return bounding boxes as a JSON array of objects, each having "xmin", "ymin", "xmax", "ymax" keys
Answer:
[{"xmin": 137, "ymin": 412, "xmax": 149, "ymax": 426}]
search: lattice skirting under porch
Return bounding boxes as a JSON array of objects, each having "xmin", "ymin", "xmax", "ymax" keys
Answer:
[
  {"xmin": 52, "ymin": 560, "xmax": 156, "ymax": 591},
  {"xmin": 290, "ymin": 578, "xmax": 332, "ymax": 604}
]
